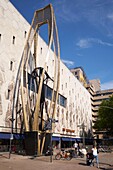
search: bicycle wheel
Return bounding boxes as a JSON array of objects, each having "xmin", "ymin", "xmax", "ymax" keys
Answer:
[
  {"xmin": 66, "ymin": 155, "xmax": 72, "ymax": 161},
  {"xmin": 55, "ymin": 154, "xmax": 61, "ymax": 160}
]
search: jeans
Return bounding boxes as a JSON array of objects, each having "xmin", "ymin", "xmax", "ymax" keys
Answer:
[{"xmin": 93, "ymin": 155, "xmax": 99, "ymax": 165}]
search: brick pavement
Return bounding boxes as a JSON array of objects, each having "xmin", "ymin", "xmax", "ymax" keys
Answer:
[{"xmin": 0, "ymin": 152, "xmax": 113, "ymax": 170}]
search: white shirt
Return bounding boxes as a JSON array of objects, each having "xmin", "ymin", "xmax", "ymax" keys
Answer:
[
  {"xmin": 92, "ymin": 148, "xmax": 98, "ymax": 156},
  {"xmin": 73, "ymin": 143, "xmax": 78, "ymax": 148}
]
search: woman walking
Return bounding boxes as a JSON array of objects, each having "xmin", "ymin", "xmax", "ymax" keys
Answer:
[{"xmin": 92, "ymin": 145, "xmax": 99, "ymax": 168}]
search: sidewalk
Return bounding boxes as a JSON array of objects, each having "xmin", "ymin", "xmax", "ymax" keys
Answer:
[{"xmin": 0, "ymin": 152, "xmax": 113, "ymax": 170}]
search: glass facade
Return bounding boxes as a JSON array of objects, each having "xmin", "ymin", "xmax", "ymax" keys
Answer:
[{"xmin": 25, "ymin": 72, "xmax": 67, "ymax": 108}]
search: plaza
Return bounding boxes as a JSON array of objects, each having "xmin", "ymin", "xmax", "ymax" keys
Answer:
[{"xmin": 0, "ymin": 152, "xmax": 113, "ymax": 170}]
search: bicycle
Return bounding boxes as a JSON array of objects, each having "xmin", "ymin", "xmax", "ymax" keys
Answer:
[
  {"xmin": 67, "ymin": 149, "xmax": 84, "ymax": 158},
  {"xmin": 55, "ymin": 149, "xmax": 72, "ymax": 160},
  {"xmin": 98, "ymin": 145, "xmax": 112, "ymax": 153}
]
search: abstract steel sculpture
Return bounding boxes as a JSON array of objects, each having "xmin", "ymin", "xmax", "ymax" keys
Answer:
[{"xmin": 12, "ymin": 4, "xmax": 60, "ymax": 154}]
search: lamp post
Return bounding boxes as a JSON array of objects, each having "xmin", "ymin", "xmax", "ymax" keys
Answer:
[
  {"xmin": 44, "ymin": 118, "xmax": 58, "ymax": 163},
  {"xmin": 77, "ymin": 122, "xmax": 86, "ymax": 148},
  {"xmin": 9, "ymin": 118, "xmax": 15, "ymax": 159}
]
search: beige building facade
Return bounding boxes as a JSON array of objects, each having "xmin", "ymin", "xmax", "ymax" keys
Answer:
[{"xmin": 0, "ymin": 0, "xmax": 92, "ymax": 141}]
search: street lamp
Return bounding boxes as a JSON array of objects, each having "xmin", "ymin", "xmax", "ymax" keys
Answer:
[
  {"xmin": 9, "ymin": 118, "xmax": 15, "ymax": 159},
  {"xmin": 44, "ymin": 118, "xmax": 58, "ymax": 163},
  {"xmin": 77, "ymin": 122, "xmax": 86, "ymax": 148}
]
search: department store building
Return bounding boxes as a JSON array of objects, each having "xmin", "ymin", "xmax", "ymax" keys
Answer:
[{"xmin": 0, "ymin": 0, "xmax": 92, "ymax": 150}]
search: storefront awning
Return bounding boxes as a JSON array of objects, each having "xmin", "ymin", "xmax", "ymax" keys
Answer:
[
  {"xmin": 52, "ymin": 136, "xmax": 60, "ymax": 141},
  {"xmin": 0, "ymin": 133, "xmax": 24, "ymax": 140},
  {"xmin": 61, "ymin": 137, "xmax": 75, "ymax": 141},
  {"xmin": 14, "ymin": 134, "xmax": 24, "ymax": 139},
  {"xmin": 75, "ymin": 138, "xmax": 81, "ymax": 142},
  {"xmin": 0, "ymin": 133, "xmax": 10, "ymax": 139}
]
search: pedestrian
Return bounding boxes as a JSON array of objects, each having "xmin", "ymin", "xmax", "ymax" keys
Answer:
[
  {"xmin": 73, "ymin": 141, "xmax": 78, "ymax": 156},
  {"xmin": 92, "ymin": 145, "xmax": 99, "ymax": 168}
]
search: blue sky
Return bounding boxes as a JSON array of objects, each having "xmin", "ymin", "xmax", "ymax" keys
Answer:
[{"xmin": 10, "ymin": 0, "xmax": 113, "ymax": 90}]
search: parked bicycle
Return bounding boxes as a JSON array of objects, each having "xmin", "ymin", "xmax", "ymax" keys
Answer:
[
  {"xmin": 55, "ymin": 149, "xmax": 72, "ymax": 160},
  {"xmin": 98, "ymin": 145, "xmax": 112, "ymax": 153},
  {"xmin": 68, "ymin": 149, "xmax": 84, "ymax": 158}
]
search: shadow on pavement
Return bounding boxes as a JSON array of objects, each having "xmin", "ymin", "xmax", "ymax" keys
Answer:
[
  {"xmin": 99, "ymin": 168, "xmax": 113, "ymax": 170},
  {"xmin": 29, "ymin": 155, "xmax": 51, "ymax": 162},
  {"xmin": 78, "ymin": 162, "xmax": 88, "ymax": 166}
]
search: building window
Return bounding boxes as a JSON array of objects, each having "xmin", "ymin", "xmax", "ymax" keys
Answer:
[
  {"xmin": 7, "ymin": 89, "xmax": 10, "ymax": 99},
  {"xmin": 41, "ymin": 47, "xmax": 42, "ymax": 54},
  {"xmin": 57, "ymin": 106, "xmax": 60, "ymax": 117},
  {"xmin": 28, "ymin": 73, "xmax": 37, "ymax": 92},
  {"xmin": 24, "ymin": 31, "xmax": 27, "ymax": 38},
  {"xmin": 73, "ymin": 115, "xmax": 75, "ymax": 122},
  {"xmin": 76, "ymin": 76, "xmax": 79, "ymax": 80},
  {"xmin": 62, "ymin": 69, "xmax": 63, "ymax": 75},
  {"xmin": 47, "ymin": 66, "xmax": 48, "ymax": 72},
  {"xmin": 45, "ymin": 86, "xmax": 52, "ymax": 100},
  {"xmin": 12, "ymin": 36, "xmax": 15, "ymax": 44},
  {"xmin": 23, "ymin": 71, "xmax": 37, "ymax": 92},
  {"xmin": 65, "ymin": 83, "xmax": 67, "ymax": 88},
  {"xmin": 62, "ymin": 84, "xmax": 63, "ymax": 90},
  {"xmin": 0, "ymin": 34, "xmax": 1, "ymax": 41},
  {"xmin": 10, "ymin": 61, "xmax": 13, "ymax": 71},
  {"xmin": 59, "ymin": 95, "xmax": 67, "ymax": 107},
  {"xmin": 66, "ymin": 111, "xmax": 68, "ymax": 120}
]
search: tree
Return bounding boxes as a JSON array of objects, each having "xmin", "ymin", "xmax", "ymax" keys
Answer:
[{"xmin": 94, "ymin": 95, "xmax": 113, "ymax": 136}]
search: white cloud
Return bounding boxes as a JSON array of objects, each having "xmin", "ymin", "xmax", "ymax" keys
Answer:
[
  {"xmin": 76, "ymin": 53, "xmax": 83, "ymax": 57},
  {"xmin": 76, "ymin": 39, "xmax": 91, "ymax": 48},
  {"xmin": 107, "ymin": 13, "xmax": 113, "ymax": 21},
  {"xmin": 61, "ymin": 59, "xmax": 74, "ymax": 67},
  {"xmin": 101, "ymin": 80, "xmax": 113, "ymax": 90},
  {"xmin": 76, "ymin": 38, "xmax": 113, "ymax": 48},
  {"xmin": 96, "ymin": 39, "xmax": 113, "ymax": 46},
  {"xmin": 53, "ymin": 0, "xmax": 113, "ymax": 37}
]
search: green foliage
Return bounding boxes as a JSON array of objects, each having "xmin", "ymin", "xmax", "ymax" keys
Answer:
[{"xmin": 94, "ymin": 95, "xmax": 113, "ymax": 136}]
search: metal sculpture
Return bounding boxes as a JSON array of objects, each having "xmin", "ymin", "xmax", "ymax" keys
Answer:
[{"xmin": 12, "ymin": 4, "xmax": 60, "ymax": 155}]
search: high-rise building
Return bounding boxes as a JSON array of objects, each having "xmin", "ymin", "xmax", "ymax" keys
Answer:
[
  {"xmin": 71, "ymin": 67, "xmax": 113, "ymax": 138},
  {"xmin": 89, "ymin": 79, "xmax": 101, "ymax": 92},
  {"xmin": 70, "ymin": 67, "xmax": 88, "ymax": 88}
]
